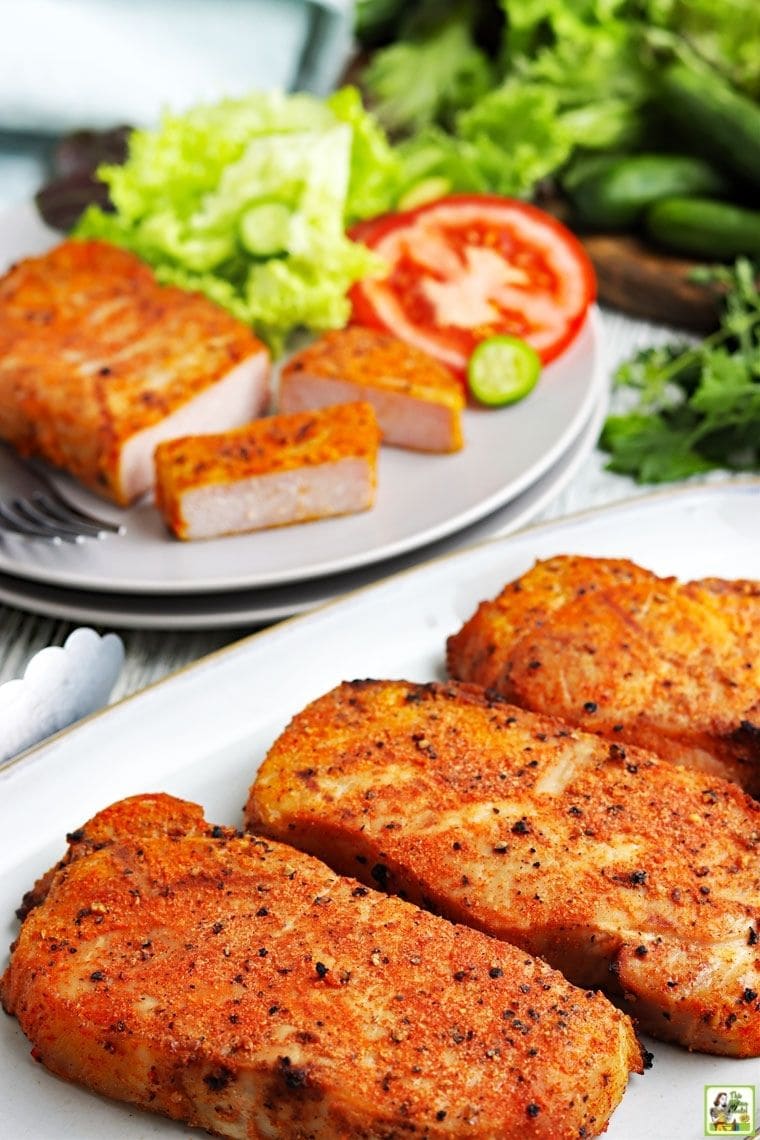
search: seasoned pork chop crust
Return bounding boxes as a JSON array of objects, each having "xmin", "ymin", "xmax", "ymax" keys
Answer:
[
  {"xmin": 0, "ymin": 240, "xmax": 269, "ymax": 504},
  {"xmin": 2, "ymin": 794, "xmax": 640, "ymax": 1139},
  {"xmin": 154, "ymin": 401, "xmax": 380, "ymax": 539},
  {"xmin": 279, "ymin": 327, "xmax": 464, "ymax": 453},
  {"xmin": 247, "ymin": 680, "xmax": 760, "ymax": 1056},
  {"xmin": 446, "ymin": 556, "xmax": 760, "ymax": 794}
]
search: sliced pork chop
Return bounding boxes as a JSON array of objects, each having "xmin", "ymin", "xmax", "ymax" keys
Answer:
[
  {"xmin": 2, "ymin": 794, "xmax": 640, "ymax": 1139},
  {"xmin": 446, "ymin": 555, "xmax": 760, "ymax": 795},
  {"xmin": 0, "ymin": 240, "xmax": 270, "ymax": 505},
  {"xmin": 154, "ymin": 401, "xmax": 380, "ymax": 539},
  {"xmin": 247, "ymin": 679, "xmax": 760, "ymax": 1056},
  {"xmin": 279, "ymin": 326, "xmax": 464, "ymax": 452}
]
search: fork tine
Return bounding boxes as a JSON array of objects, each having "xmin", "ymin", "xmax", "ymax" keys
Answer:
[
  {"xmin": 27, "ymin": 493, "xmax": 115, "ymax": 538},
  {"xmin": 0, "ymin": 501, "xmax": 69, "ymax": 543},
  {"xmin": 38, "ymin": 485, "xmax": 125, "ymax": 535},
  {"xmin": 1, "ymin": 442, "xmax": 125, "ymax": 541},
  {"xmin": 12, "ymin": 497, "xmax": 105, "ymax": 540}
]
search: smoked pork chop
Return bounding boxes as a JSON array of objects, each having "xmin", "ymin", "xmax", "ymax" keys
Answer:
[
  {"xmin": 279, "ymin": 327, "xmax": 464, "ymax": 453},
  {"xmin": 247, "ymin": 679, "xmax": 760, "ymax": 1056},
  {"xmin": 0, "ymin": 240, "xmax": 270, "ymax": 505},
  {"xmin": 446, "ymin": 555, "xmax": 760, "ymax": 795},
  {"xmin": 2, "ymin": 794, "xmax": 641, "ymax": 1139},
  {"xmin": 154, "ymin": 402, "xmax": 380, "ymax": 539}
]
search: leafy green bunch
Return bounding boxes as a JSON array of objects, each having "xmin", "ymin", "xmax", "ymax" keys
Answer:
[
  {"xmin": 76, "ymin": 88, "xmax": 401, "ymax": 354},
  {"xmin": 601, "ymin": 259, "xmax": 760, "ymax": 481},
  {"xmin": 357, "ymin": 0, "xmax": 760, "ymax": 203}
]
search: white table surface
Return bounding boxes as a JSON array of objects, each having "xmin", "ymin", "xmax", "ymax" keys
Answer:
[{"xmin": 0, "ymin": 306, "xmax": 725, "ymax": 706}]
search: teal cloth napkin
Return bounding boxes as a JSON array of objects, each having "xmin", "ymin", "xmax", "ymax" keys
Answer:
[{"xmin": 0, "ymin": 0, "xmax": 353, "ymax": 208}]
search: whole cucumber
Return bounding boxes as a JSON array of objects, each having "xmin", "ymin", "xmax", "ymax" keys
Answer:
[
  {"xmin": 568, "ymin": 153, "xmax": 730, "ymax": 229},
  {"xmin": 645, "ymin": 197, "xmax": 760, "ymax": 259},
  {"xmin": 660, "ymin": 62, "xmax": 760, "ymax": 189}
]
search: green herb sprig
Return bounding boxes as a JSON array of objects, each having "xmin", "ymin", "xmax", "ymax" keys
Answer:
[{"xmin": 600, "ymin": 258, "xmax": 760, "ymax": 482}]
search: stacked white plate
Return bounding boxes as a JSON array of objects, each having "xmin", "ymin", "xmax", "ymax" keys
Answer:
[{"xmin": 0, "ymin": 204, "xmax": 607, "ymax": 630}]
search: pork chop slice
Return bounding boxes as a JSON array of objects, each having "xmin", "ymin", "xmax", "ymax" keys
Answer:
[
  {"xmin": 0, "ymin": 240, "xmax": 270, "ymax": 505},
  {"xmin": 2, "ymin": 793, "xmax": 641, "ymax": 1140},
  {"xmin": 446, "ymin": 555, "xmax": 760, "ymax": 794},
  {"xmin": 154, "ymin": 402, "xmax": 379, "ymax": 540},
  {"xmin": 247, "ymin": 679, "xmax": 760, "ymax": 1056},
  {"xmin": 279, "ymin": 326, "xmax": 464, "ymax": 453}
]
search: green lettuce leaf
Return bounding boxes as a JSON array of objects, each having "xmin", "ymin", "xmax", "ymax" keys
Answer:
[
  {"xmin": 327, "ymin": 86, "xmax": 403, "ymax": 221},
  {"xmin": 362, "ymin": 14, "xmax": 494, "ymax": 134},
  {"xmin": 456, "ymin": 84, "xmax": 574, "ymax": 195},
  {"xmin": 500, "ymin": 0, "xmax": 633, "ymax": 61},
  {"xmin": 645, "ymin": 0, "xmax": 760, "ymax": 97},
  {"xmin": 76, "ymin": 88, "xmax": 399, "ymax": 354},
  {"xmin": 508, "ymin": 12, "xmax": 651, "ymax": 153},
  {"xmin": 385, "ymin": 1, "xmax": 653, "ymax": 204},
  {"xmin": 396, "ymin": 126, "xmax": 494, "ymax": 201}
]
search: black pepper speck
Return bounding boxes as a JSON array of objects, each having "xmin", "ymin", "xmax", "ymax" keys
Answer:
[{"xmin": 371, "ymin": 863, "xmax": 389, "ymax": 886}]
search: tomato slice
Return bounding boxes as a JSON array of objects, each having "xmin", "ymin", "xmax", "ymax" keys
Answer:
[{"xmin": 350, "ymin": 195, "xmax": 596, "ymax": 376}]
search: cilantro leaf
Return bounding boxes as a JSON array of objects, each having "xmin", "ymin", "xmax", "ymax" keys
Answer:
[
  {"xmin": 601, "ymin": 413, "xmax": 716, "ymax": 482},
  {"xmin": 601, "ymin": 259, "xmax": 760, "ymax": 483},
  {"xmin": 690, "ymin": 350, "xmax": 760, "ymax": 418}
]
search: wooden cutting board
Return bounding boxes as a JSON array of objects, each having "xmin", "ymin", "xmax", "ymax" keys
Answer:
[{"xmin": 580, "ymin": 233, "xmax": 721, "ymax": 331}]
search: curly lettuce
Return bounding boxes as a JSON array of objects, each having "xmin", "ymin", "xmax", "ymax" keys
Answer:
[
  {"xmin": 645, "ymin": 0, "xmax": 760, "ymax": 98},
  {"xmin": 76, "ymin": 88, "xmax": 401, "ymax": 354},
  {"xmin": 365, "ymin": 0, "xmax": 653, "ymax": 204},
  {"xmin": 362, "ymin": 15, "xmax": 494, "ymax": 134}
]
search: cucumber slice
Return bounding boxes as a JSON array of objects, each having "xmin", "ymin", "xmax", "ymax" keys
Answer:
[
  {"xmin": 467, "ymin": 336, "xmax": 541, "ymax": 407},
  {"xmin": 239, "ymin": 202, "xmax": 292, "ymax": 257}
]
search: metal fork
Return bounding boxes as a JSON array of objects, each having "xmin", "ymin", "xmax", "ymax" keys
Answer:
[{"xmin": 0, "ymin": 445, "xmax": 125, "ymax": 544}]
